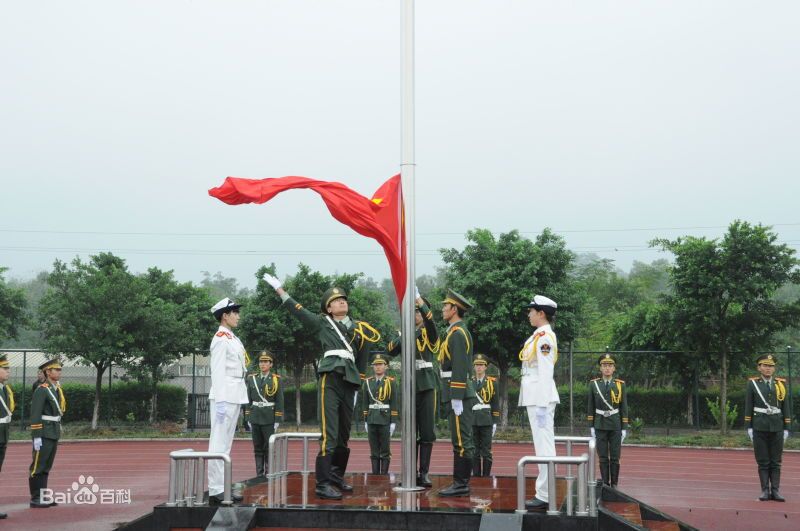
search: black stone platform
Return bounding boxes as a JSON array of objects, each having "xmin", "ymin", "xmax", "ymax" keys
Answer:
[{"xmin": 117, "ymin": 472, "xmax": 599, "ymax": 531}]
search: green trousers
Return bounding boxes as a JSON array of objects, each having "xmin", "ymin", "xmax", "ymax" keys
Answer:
[
  {"xmin": 473, "ymin": 424, "xmax": 493, "ymax": 459},
  {"xmin": 753, "ymin": 430, "xmax": 783, "ymax": 472},
  {"xmin": 30, "ymin": 438, "xmax": 58, "ymax": 477},
  {"xmin": 251, "ymin": 423, "xmax": 275, "ymax": 469},
  {"xmin": 416, "ymin": 388, "xmax": 437, "ymax": 444},
  {"xmin": 367, "ymin": 423, "xmax": 391, "ymax": 459},
  {"xmin": 446, "ymin": 397, "xmax": 475, "ymax": 459},
  {"xmin": 317, "ymin": 371, "xmax": 357, "ymax": 457}
]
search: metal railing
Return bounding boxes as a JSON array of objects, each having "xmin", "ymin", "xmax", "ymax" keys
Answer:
[
  {"xmin": 267, "ymin": 432, "xmax": 320, "ymax": 477},
  {"xmin": 515, "ymin": 436, "xmax": 597, "ymax": 517},
  {"xmin": 167, "ymin": 449, "xmax": 232, "ymax": 507}
]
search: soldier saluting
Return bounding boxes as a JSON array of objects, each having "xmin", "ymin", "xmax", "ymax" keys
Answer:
[
  {"xmin": 29, "ymin": 358, "xmax": 65, "ymax": 509},
  {"xmin": 245, "ymin": 351, "xmax": 284, "ymax": 477},
  {"xmin": 262, "ymin": 272, "xmax": 381, "ymax": 499},
  {"xmin": 437, "ymin": 289, "xmax": 477, "ymax": 497},
  {"xmin": 587, "ymin": 353, "xmax": 628, "ymax": 488},
  {"xmin": 471, "ymin": 354, "xmax": 499, "ymax": 477},
  {"xmin": 385, "ymin": 289, "xmax": 439, "ymax": 487},
  {"xmin": 745, "ymin": 354, "xmax": 790, "ymax": 502},
  {"xmin": 361, "ymin": 354, "xmax": 399, "ymax": 475}
]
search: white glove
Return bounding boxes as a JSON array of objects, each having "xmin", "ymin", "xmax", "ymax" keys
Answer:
[
  {"xmin": 590, "ymin": 427, "xmax": 596, "ymax": 438},
  {"xmin": 262, "ymin": 272, "xmax": 282, "ymax": 290},
  {"xmin": 274, "ymin": 423, "xmax": 279, "ymax": 431},
  {"xmin": 353, "ymin": 391, "xmax": 359, "ymax": 408},
  {"xmin": 492, "ymin": 424, "xmax": 497, "ymax": 437},
  {"xmin": 452, "ymin": 399, "xmax": 463, "ymax": 416},
  {"xmin": 390, "ymin": 423, "xmax": 396, "ymax": 436},
  {"xmin": 621, "ymin": 430, "xmax": 627, "ymax": 443},
  {"xmin": 747, "ymin": 428, "xmax": 753, "ymax": 441},
  {"xmin": 246, "ymin": 421, "xmax": 252, "ymax": 431},
  {"xmin": 364, "ymin": 422, "xmax": 369, "ymax": 432},
  {"xmin": 33, "ymin": 437, "xmax": 42, "ymax": 451},
  {"xmin": 415, "ymin": 286, "xmax": 421, "ymax": 300},
  {"xmin": 784, "ymin": 430, "xmax": 789, "ymax": 442},
  {"xmin": 535, "ymin": 406, "xmax": 547, "ymax": 428},
  {"xmin": 215, "ymin": 401, "xmax": 228, "ymax": 423}
]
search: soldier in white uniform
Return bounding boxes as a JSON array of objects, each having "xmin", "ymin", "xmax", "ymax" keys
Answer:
[
  {"xmin": 208, "ymin": 297, "xmax": 249, "ymax": 504},
  {"xmin": 517, "ymin": 295, "xmax": 559, "ymax": 511}
]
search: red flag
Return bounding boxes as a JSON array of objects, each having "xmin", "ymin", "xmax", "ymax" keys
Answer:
[{"xmin": 209, "ymin": 175, "xmax": 407, "ymax": 304}]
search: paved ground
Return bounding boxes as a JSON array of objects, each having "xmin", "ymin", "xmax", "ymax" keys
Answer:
[{"xmin": 0, "ymin": 438, "xmax": 796, "ymax": 530}]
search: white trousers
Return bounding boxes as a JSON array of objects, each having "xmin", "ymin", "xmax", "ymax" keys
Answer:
[
  {"xmin": 526, "ymin": 404, "xmax": 556, "ymax": 502},
  {"xmin": 208, "ymin": 400, "xmax": 241, "ymax": 496}
]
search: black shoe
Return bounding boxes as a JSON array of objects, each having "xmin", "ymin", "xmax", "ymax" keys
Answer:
[
  {"xmin": 759, "ymin": 489, "xmax": 771, "ymax": 501},
  {"xmin": 525, "ymin": 497, "xmax": 548, "ymax": 511},
  {"xmin": 208, "ymin": 494, "xmax": 233, "ymax": 506},
  {"xmin": 438, "ymin": 482, "xmax": 470, "ymax": 497},
  {"xmin": 232, "ymin": 492, "xmax": 244, "ymax": 503},
  {"xmin": 315, "ymin": 484, "xmax": 343, "ymax": 500},
  {"xmin": 30, "ymin": 500, "xmax": 51, "ymax": 509},
  {"xmin": 417, "ymin": 473, "xmax": 432, "ymax": 488},
  {"xmin": 771, "ymin": 488, "xmax": 785, "ymax": 502},
  {"xmin": 380, "ymin": 459, "xmax": 390, "ymax": 475},
  {"xmin": 371, "ymin": 457, "xmax": 381, "ymax": 475},
  {"xmin": 0, "ymin": 512, "xmax": 6, "ymax": 519}
]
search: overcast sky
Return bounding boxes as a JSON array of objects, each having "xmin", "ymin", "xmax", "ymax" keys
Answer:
[{"xmin": 2, "ymin": 1, "xmax": 798, "ymax": 289}]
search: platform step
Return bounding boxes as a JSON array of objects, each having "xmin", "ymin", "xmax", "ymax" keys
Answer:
[
  {"xmin": 604, "ymin": 501, "xmax": 643, "ymax": 526},
  {"xmin": 642, "ymin": 520, "xmax": 680, "ymax": 531}
]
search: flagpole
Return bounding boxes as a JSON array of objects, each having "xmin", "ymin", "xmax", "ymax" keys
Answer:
[{"xmin": 397, "ymin": 0, "xmax": 422, "ymax": 492}]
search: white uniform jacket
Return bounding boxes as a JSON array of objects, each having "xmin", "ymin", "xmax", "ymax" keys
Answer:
[
  {"xmin": 208, "ymin": 325, "xmax": 248, "ymax": 404},
  {"xmin": 518, "ymin": 324, "xmax": 560, "ymax": 407}
]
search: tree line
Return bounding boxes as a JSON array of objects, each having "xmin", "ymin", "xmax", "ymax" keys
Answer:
[{"xmin": 1, "ymin": 220, "xmax": 798, "ymax": 433}]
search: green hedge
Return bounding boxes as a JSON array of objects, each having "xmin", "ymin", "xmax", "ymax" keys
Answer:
[{"xmin": 8, "ymin": 382, "xmax": 187, "ymax": 423}]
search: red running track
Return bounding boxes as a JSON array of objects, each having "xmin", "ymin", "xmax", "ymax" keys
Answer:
[{"xmin": 0, "ymin": 438, "xmax": 796, "ymax": 530}]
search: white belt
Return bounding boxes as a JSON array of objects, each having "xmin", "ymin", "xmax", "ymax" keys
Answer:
[
  {"xmin": 0, "ymin": 416, "xmax": 10, "ymax": 424},
  {"xmin": 324, "ymin": 349, "xmax": 355, "ymax": 362},
  {"xmin": 472, "ymin": 404, "xmax": 491, "ymax": 411},
  {"xmin": 252, "ymin": 401, "xmax": 274, "ymax": 408},
  {"xmin": 754, "ymin": 407, "xmax": 782, "ymax": 415},
  {"xmin": 595, "ymin": 408, "xmax": 619, "ymax": 418},
  {"xmin": 440, "ymin": 371, "xmax": 452, "ymax": 378},
  {"xmin": 416, "ymin": 360, "xmax": 433, "ymax": 370},
  {"xmin": 42, "ymin": 415, "xmax": 61, "ymax": 422},
  {"xmin": 369, "ymin": 403, "xmax": 390, "ymax": 410}
]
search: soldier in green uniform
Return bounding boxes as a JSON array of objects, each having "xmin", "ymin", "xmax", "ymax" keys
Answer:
[
  {"xmin": 745, "ymin": 354, "xmax": 790, "ymax": 502},
  {"xmin": 437, "ymin": 289, "xmax": 477, "ymax": 497},
  {"xmin": 471, "ymin": 354, "xmax": 499, "ymax": 477},
  {"xmin": 587, "ymin": 353, "xmax": 628, "ymax": 488},
  {"xmin": 361, "ymin": 354, "xmax": 399, "ymax": 475},
  {"xmin": 262, "ymin": 272, "xmax": 381, "ymax": 499},
  {"xmin": 29, "ymin": 358, "xmax": 66, "ymax": 508},
  {"xmin": 0, "ymin": 355, "xmax": 14, "ymax": 519},
  {"xmin": 385, "ymin": 291, "xmax": 440, "ymax": 487},
  {"xmin": 245, "ymin": 351, "xmax": 284, "ymax": 478}
]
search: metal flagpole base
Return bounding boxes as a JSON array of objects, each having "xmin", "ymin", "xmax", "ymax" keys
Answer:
[{"xmin": 393, "ymin": 485, "xmax": 425, "ymax": 492}]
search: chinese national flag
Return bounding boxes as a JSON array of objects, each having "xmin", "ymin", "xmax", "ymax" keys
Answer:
[{"xmin": 208, "ymin": 174, "xmax": 407, "ymax": 304}]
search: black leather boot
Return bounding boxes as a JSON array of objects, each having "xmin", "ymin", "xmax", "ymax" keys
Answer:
[
  {"xmin": 610, "ymin": 463, "xmax": 620, "ymax": 488},
  {"xmin": 330, "ymin": 448, "xmax": 353, "ymax": 492},
  {"xmin": 255, "ymin": 454, "xmax": 265, "ymax": 477},
  {"xmin": 758, "ymin": 469, "xmax": 770, "ymax": 501},
  {"xmin": 417, "ymin": 442, "xmax": 433, "ymax": 487},
  {"xmin": 315, "ymin": 455, "xmax": 342, "ymax": 500},
  {"xmin": 472, "ymin": 458, "xmax": 482, "ymax": 478},
  {"xmin": 483, "ymin": 458, "xmax": 492, "ymax": 477},
  {"xmin": 439, "ymin": 456, "xmax": 470, "ymax": 497},
  {"xmin": 29, "ymin": 476, "xmax": 50, "ymax": 508},
  {"xmin": 599, "ymin": 462, "xmax": 609, "ymax": 486},
  {"xmin": 770, "ymin": 469, "xmax": 785, "ymax": 502},
  {"xmin": 380, "ymin": 458, "xmax": 390, "ymax": 475},
  {"xmin": 371, "ymin": 457, "xmax": 381, "ymax": 475}
]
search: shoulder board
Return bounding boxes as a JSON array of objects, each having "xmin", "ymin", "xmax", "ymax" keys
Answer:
[
  {"xmin": 488, "ymin": 376, "xmax": 496, "ymax": 382},
  {"xmin": 40, "ymin": 383, "xmax": 49, "ymax": 388},
  {"xmin": 367, "ymin": 376, "xmax": 375, "ymax": 381},
  {"xmin": 776, "ymin": 377, "xmax": 786, "ymax": 382},
  {"xmin": 215, "ymin": 331, "xmax": 232, "ymax": 339},
  {"xmin": 274, "ymin": 374, "xmax": 281, "ymax": 379},
  {"xmin": 536, "ymin": 331, "xmax": 546, "ymax": 337},
  {"xmin": 749, "ymin": 377, "xmax": 759, "ymax": 381},
  {"xmin": 590, "ymin": 378, "xmax": 600, "ymax": 382},
  {"xmin": 387, "ymin": 376, "xmax": 395, "ymax": 381},
  {"xmin": 615, "ymin": 379, "xmax": 625, "ymax": 384}
]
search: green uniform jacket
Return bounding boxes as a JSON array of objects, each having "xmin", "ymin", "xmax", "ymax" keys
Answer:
[
  {"xmin": 361, "ymin": 376, "xmax": 399, "ymax": 425},
  {"xmin": 283, "ymin": 296, "xmax": 380, "ymax": 386},
  {"xmin": 587, "ymin": 378, "xmax": 629, "ymax": 430},
  {"xmin": 472, "ymin": 376, "xmax": 500, "ymax": 427},
  {"xmin": 744, "ymin": 377, "xmax": 790, "ymax": 432},
  {"xmin": 0, "ymin": 384, "xmax": 14, "ymax": 444},
  {"xmin": 439, "ymin": 321, "xmax": 476, "ymax": 403},
  {"xmin": 245, "ymin": 372, "xmax": 284, "ymax": 425},
  {"xmin": 385, "ymin": 301, "xmax": 440, "ymax": 393},
  {"xmin": 30, "ymin": 382, "xmax": 65, "ymax": 440}
]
